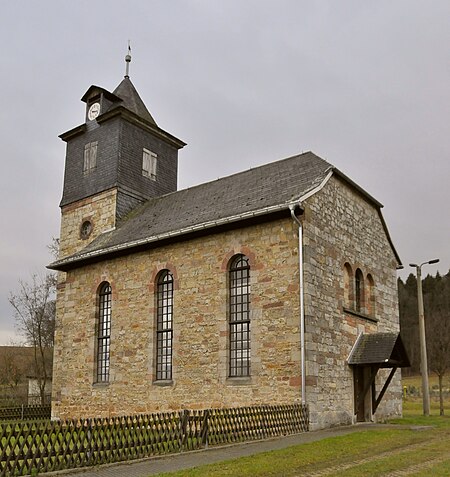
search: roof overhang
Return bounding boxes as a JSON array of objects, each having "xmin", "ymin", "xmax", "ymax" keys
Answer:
[
  {"xmin": 48, "ymin": 204, "xmax": 300, "ymax": 272},
  {"xmin": 348, "ymin": 332, "xmax": 410, "ymax": 368},
  {"xmin": 81, "ymin": 85, "xmax": 121, "ymax": 103},
  {"xmin": 97, "ymin": 106, "xmax": 186, "ymax": 149}
]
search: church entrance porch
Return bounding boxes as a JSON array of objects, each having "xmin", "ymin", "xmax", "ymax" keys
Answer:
[{"xmin": 348, "ymin": 333, "xmax": 410, "ymax": 422}]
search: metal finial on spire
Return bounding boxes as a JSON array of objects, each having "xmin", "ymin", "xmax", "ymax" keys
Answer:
[{"xmin": 125, "ymin": 41, "xmax": 132, "ymax": 78}]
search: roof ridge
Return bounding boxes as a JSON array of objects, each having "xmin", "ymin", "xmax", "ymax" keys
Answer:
[
  {"xmin": 176, "ymin": 150, "xmax": 326, "ymax": 193},
  {"xmin": 126, "ymin": 151, "xmax": 327, "ymax": 211}
]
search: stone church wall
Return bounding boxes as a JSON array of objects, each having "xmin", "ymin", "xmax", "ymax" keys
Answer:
[
  {"xmin": 301, "ymin": 175, "xmax": 401, "ymax": 430},
  {"xmin": 52, "ymin": 175, "xmax": 402, "ymax": 428},
  {"xmin": 52, "ymin": 218, "xmax": 304, "ymax": 420}
]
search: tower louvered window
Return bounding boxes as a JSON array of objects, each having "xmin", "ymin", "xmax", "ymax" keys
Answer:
[
  {"xmin": 156, "ymin": 271, "xmax": 173, "ymax": 380},
  {"xmin": 96, "ymin": 282, "xmax": 111, "ymax": 383},
  {"xmin": 83, "ymin": 141, "xmax": 98, "ymax": 173},
  {"xmin": 142, "ymin": 148, "xmax": 157, "ymax": 180},
  {"xmin": 229, "ymin": 255, "xmax": 251, "ymax": 377}
]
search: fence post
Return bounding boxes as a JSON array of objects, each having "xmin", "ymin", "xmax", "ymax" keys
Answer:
[
  {"xmin": 21, "ymin": 404, "xmax": 24, "ymax": 420},
  {"xmin": 262, "ymin": 405, "xmax": 267, "ymax": 439},
  {"xmin": 181, "ymin": 409, "xmax": 189, "ymax": 451},
  {"xmin": 202, "ymin": 410, "xmax": 209, "ymax": 449},
  {"xmin": 87, "ymin": 419, "xmax": 92, "ymax": 464}
]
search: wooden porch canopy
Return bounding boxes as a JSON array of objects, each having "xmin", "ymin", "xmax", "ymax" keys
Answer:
[{"xmin": 348, "ymin": 332, "xmax": 410, "ymax": 414}]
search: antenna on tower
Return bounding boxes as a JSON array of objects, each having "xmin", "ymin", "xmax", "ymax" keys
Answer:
[{"xmin": 125, "ymin": 41, "xmax": 132, "ymax": 78}]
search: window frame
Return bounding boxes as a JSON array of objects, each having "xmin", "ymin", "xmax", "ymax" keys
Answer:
[
  {"xmin": 366, "ymin": 273, "xmax": 375, "ymax": 317},
  {"xmin": 355, "ymin": 268, "xmax": 364, "ymax": 313},
  {"xmin": 83, "ymin": 141, "xmax": 98, "ymax": 174},
  {"xmin": 142, "ymin": 148, "xmax": 157, "ymax": 180},
  {"xmin": 96, "ymin": 282, "xmax": 111, "ymax": 384},
  {"xmin": 155, "ymin": 270, "xmax": 174, "ymax": 381},
  {"xmin": 228, "ymin": 254, "xmax": 251, "ymax": 378}
]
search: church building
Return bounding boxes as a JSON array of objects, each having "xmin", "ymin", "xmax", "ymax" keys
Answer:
[{"xmin": 49, "ymin": 57, "xmax": 409, "ymax": 430}]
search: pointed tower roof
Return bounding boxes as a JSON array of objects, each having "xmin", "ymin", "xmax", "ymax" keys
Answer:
[{"xmin": 109, "ymin": 77, "xmax": 157, "ymax": 125}]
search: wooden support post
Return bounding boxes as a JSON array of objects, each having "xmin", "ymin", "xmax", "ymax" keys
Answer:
[{"xmin": 374, "ymin": 367, "xmax": 398, "ymax": 413}]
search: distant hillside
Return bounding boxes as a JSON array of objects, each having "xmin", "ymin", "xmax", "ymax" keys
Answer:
[{"xmin": 399, "ymin": 270, "xmax": 450, "ymax": 376}]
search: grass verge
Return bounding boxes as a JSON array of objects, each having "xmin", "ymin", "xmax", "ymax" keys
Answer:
[{"xmin": 153, "ymin": 400, "xmax": 450, "ymax": 477}]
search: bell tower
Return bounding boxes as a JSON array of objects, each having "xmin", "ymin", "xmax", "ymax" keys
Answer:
[{"xmin": 58, "ymin": 53, "xmax": 186, "ymax": 259}]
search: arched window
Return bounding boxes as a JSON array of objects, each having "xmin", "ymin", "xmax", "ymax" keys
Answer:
[
  {"xmin": 366, "ymin": 274, "xmax": 375, "ymax": 316},
  {"xmin": 355, "ymin": 269, "xmax": 364, "ymax": 313},
  {"xmin": 96, "ymin": 282, "xmax": 111, "ymax": 383},
  {"xmin": 343, "ymin": 263, "xmax": 353, "ymax": 309},
  {"xmin": 229, "ymin": 255, "xmax": 251, "ymax": 377},
  {"xmin": 156, "ymin": 270, "xmax": 174, "ymax": 381}
]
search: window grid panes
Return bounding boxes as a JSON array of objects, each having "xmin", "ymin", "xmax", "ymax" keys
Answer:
[
  {"xmin": 97, "ymin": 283, "xmax": 111, "ymax": 383},
  {"xmin": 229, "ymin": 255, "xmax": 250, "ymax": 377},
  {"xmin": 156, "ymin": 271, "xmax": 173, "ymax": 380}
]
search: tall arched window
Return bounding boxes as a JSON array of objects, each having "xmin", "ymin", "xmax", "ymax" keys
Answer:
[
  {"xmin": 355, "ymin": 269, "xmax": 364, "ymax": 313},
  {"xmin": 96, "ymin": 282, "xmax": 112, "ymax": 383},
  {"xmin": 343, "ymin": 263, "xmax": 353, "ymax": 309},
  {"xmin": 229, "ymin": 255, "xmax": 251, "ymax": 377},
  {"xmin": 156, "ymin": 270, "xmax": 174, "ymax": 381}
]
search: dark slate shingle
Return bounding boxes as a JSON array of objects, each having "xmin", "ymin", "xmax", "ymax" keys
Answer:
[
  {"xmin": 110, "ymin": 78, "xmax": 157, "ymax": 125},
  {"xmin": 348, "ymin": 333, "xmax": 410, "ymax": 368},
  {"xmin": 50, "ymin": 151, "xmax": 334, "ymax": 269}
]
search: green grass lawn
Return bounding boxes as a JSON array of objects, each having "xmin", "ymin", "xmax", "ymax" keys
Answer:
[{"xmin": 153, "ymin": 392, "xmax": 450, "ymax": 477}]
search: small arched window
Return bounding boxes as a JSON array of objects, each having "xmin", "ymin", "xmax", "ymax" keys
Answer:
[
  {"xmin": 343, "ymin": 263, "xmax": 353, "ymax": 309},
  {"xmin": 229, "ymin": 255, "xmax": 251, "ymax": 377},
  {"xmin": 355, "ymin": 269, "xmax": 364, "ymax": 313},
  {"xmin": 366, "ymin": 274, "xmax": 375, "ymax": 316},
  {"xmin": 156, "ymin": 270, "xmax": 174, "ymax": 381},
  {"xmin": 96, "ymin": 282, "xmax": 112, "ymax": 383}
]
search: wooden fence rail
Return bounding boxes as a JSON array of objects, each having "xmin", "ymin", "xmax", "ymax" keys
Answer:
[{"xmin": 0, "ymin": 403, "xmax": 308, "ymax": 477}]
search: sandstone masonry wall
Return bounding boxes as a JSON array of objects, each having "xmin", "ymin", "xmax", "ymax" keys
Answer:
[
  {"xmin": 301, "ymin": 175, "xmax": 401, "ymax": 430},
  {"xmin": 52, "ymin": 219, "xmax": 303, "ymax": 420},
  {"xmin": 59, "ymin": 188, "xmax": 117, "ymax": 259},
  {"xmin": 52, "ymin": 174, "xmax": 402, "ymax": 428}
]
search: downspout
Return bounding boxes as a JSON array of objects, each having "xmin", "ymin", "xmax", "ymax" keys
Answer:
[{"xmin": 289, "ymin": 204, "xmax": 306, "ymax": 405}]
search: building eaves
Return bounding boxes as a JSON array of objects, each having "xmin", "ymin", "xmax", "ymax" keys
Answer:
[
  {"xmin": 96, "ymin": 107, "xmax": 186, "ymax": 149},
  {"xmin": 81, "ymin": 85, "xmax": 121, "ymax": 104},
  {"xmin": 49, "ymin": 202, "xmax": 297, "ymax": 271}
]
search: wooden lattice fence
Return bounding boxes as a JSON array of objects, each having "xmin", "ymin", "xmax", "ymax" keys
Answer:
[
  {"xmin": 0, "ymin": 403, "xmax": 308, "ymax": 476},
  {"xmin": 0, "ymin": 405, "xmax": 51, "ymax": 422}
]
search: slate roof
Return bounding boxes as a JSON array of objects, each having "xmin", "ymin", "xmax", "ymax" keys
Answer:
[
  {"xmin": 348, "ymin": 333, "xmax": 410, "ymax": 368},
  {"xmin": 49, "ymin": 149, "xmax": 400, "ymax": 271},
  {"xmin": 49, "ymin": 152, "xmax": 337, "ymax": 270},
  {"xmin": 80, "ymin": 78, "xmax": 157, "ymax": 126},
  {"xmin": 109, "ymin": 78, "xmax": 157, "ymax": 125}
]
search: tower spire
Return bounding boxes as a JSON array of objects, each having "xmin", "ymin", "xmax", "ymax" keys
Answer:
[{"xmin": 125, "ymin": 41, "xmax": 131, "ymax": 78}]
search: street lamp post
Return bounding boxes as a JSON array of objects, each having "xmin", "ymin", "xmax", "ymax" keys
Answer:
[{"xmin": 409, "ymin": 258, "xmax": 439, "ymax": 416}]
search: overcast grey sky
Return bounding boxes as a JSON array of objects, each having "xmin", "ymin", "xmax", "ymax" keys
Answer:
[{"xmin": 0, "ymin": 0, "xmax": 449, "ymax": 344}]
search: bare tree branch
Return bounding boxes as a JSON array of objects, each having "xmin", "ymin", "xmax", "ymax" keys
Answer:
[{"xmin": 9, "ymin": 273, "xmax": 56, "ymax": 405}]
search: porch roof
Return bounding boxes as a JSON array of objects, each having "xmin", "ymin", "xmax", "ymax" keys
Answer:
[{"xmin": 348, "ymin": 332, "xmax": 410, "ymax": 368}]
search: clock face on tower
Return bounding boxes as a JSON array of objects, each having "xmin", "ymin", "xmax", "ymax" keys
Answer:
[{"xmin": 88, "ymin": 102, "xmax": 101, "ymax": 120}]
